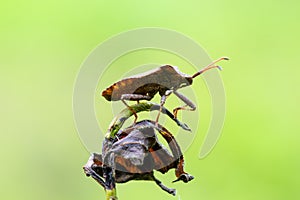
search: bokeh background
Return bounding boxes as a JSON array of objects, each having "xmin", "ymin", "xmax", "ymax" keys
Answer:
[{"xmin": 1, "ymin": 0, "xmax": 300, "ymax": 199}]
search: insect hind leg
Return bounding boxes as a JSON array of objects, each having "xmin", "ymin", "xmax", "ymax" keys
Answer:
[{"xmin": 152, "ymin": 175, "xmax": 176, "ymax": 196}]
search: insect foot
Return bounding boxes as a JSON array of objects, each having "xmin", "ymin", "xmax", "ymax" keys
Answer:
[{"xmin": 172, "ymin": 173, "xmax": 195, "ymax": 183}]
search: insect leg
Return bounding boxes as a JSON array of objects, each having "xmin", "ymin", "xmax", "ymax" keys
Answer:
[
  {"xmin": 156, "ymin": 90, "xmax": 173, "ymax": 123},
  {"xmin": 121, "ymin": 94, "xmax": 152, "ymax": 101},
  {"xmin": 172, "ymin": 90, "xmax": 196, "ymax": 118},
  {"xmin": 172, "ymin": 173, "xmax": 195, "ymax": 183},
  {"xmin": 84, "ymin": 166, "xmax": 106, "ymax": 188},
  {"xmin": 152, "ymin": 175, "xmax": 176, "ymax": 196},
  {"xmin": 150, "ymin": 104, "xmax": 191, "ymax": 131},
  {"xmin": 150, "ymin": 121, "xmax": 194, "ymax": 183},
  {"xmin": 83, "ymin": 163, "xmax": 106, "ymax": 188},
  {"xmin": 121, "ymin": 94, "xmax": 151, "ymax": 123}
]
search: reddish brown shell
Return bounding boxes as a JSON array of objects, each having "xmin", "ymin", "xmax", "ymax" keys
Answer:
[{"xmin": 101, "ymin": 65, "xmax": 193, "ymax": 101}]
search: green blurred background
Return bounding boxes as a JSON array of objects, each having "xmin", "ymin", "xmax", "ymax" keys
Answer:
[{"xmin": 1, "ymin": 0, "xmax": 299, "ymax": 199}]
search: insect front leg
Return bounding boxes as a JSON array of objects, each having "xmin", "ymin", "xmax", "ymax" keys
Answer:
[
  {"xmin": 83, "ymin": 155, "xmax": 106, "ymax": 189},
  {"xmin": 83, "ymin": 165, "xmax": 106, "ymax": 188},
  {"xmin": 172, "ymin": 90, "xmax": 196, "ymax": 119},
  {"xmin": 121, "ymin": 94, "xmax": 151, "ymax": 123}
]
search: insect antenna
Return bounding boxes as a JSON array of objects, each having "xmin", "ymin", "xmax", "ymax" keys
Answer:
[{"xmin": 192, "ymin": 56, "xmax": 229, "ymax": 78}]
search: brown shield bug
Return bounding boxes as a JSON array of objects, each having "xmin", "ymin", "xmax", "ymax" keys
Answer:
[
  {"xmin": 83, "ymin": 120, "xmax": 193, "ymax": 197},
  {"xmin": 102, "ymin": 57, "xmax": 229, "ymax": 122}
]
